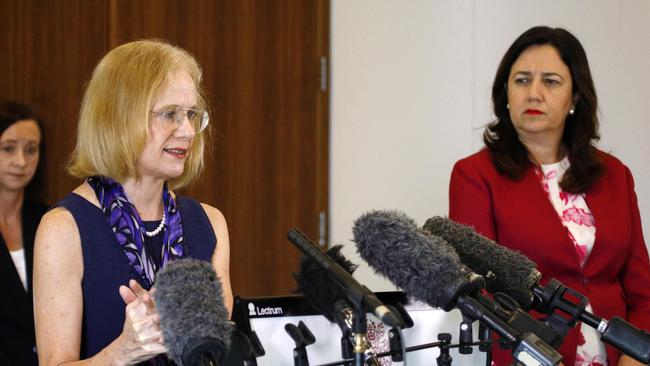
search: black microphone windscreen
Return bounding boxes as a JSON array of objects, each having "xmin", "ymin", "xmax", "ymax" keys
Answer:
[
  {"xmin": 154, "ymin": 258, "xmax": 233, "ymax": 366},
  {"xmin": 422, "ymin": 216, "xmax": 540, "ymax": 292},
  {"xmin": 352, "ymin": 210, "xmax": 464, "ymax": 307},
  {"xmin": 293, "ymin": 244, "xmax": 357, "ymax": 323}
]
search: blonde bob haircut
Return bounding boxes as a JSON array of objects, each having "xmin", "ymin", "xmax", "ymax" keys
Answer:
[{"xmin": 68, "ymin": 39, "xmax": 209, "ymax": 189}]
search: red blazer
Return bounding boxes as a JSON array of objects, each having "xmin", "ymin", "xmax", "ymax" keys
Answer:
[{"xmin": 449, "ymin": 148, "xmax": 650, "ymax": 366}]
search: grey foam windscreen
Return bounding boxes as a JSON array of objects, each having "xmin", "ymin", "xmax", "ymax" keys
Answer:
[
  {"xmin": 352, "ymin": 210, "xmax": 464, "ymax": 307},
  {"xmin": 154, "ymin": 258, "xmax": 233, "ymax": 365}
]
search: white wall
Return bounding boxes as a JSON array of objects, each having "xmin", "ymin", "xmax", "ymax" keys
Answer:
[{"xmin": 331, "ymin": 0, "xmax": 650, "ymax": 291}]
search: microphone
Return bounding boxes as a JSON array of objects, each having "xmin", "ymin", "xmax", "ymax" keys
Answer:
[
  {"xmin": 422, "ymin": 216, "xmax": 540, "ymax": 302},
  {"xmin": 293, "ymin": 244, "xmax": 357, "ymax": 360},
  {"xmin": 154, "ymin": 258, "xmax": 234, "ymax": 366},
  {"xmin": 294, "ymin": 244, "xmax": 414, "ymax": 364},
  {"xmin": 352, "ymin": 210, "xmax": 466, "ymax": 308},
  {"xmin": 423, "ymin": 216, "xmax": 650, "ymax": 364},
  {"xmin": 353, "ymin": 210, "xmax": 563, "ymax": 366},
  {"xmin": 293, "ymin": 244, "xmax": 357, "ymax": 331},
  {"xmin": 287, "ymin": 228, "xmax": 404, "ymax": 328}
]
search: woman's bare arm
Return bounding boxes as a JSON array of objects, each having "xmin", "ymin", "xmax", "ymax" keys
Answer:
[
  {"xmin": 34, "ymin": 207, "xmax": 167, "ymax": 366},
  {"xmin": 201, "ymin": 203, "xmax": 233, "ymax": 316}
]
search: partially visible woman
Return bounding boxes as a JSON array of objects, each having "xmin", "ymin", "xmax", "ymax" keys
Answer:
[
  {"xmin": 33, "ymin": 40, "xmax": 232, "ymax": 365},
  {"xmin": 0, "ymin": 101, "xmax": 46, "ymax": 366},
  {"xmin": 449, "ymin": 26, "xmax": 650, "ymax": 366}
]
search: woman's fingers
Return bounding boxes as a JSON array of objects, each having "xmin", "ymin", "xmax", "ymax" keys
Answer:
[
  {"xmin": 125, "ymin": 297, "xmax": 148, "ymax": 319},
  {"xmin": 126, "ymin": 306, "xmax": 167, "ymax": 349},
  {"xmin": 142, "ymin": 342, "xmax": 168, "ymax": 353},
  {"xmin": 126, "ymin": 280, "xmax": 157, "ymax": 314},
  {"xmin": 119, "ymin": 284, "xmax": 138, "ymax": 304},
  {"xmin": 129, "ymin": 279, "xmax": 147, "ymax": 297},
  {"xmin": 117, "ymin": 288, "xmax": 168, "ymax": 364}
]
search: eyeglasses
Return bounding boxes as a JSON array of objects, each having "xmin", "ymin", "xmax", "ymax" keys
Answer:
[{"xmin": 150, "ymin": 107, "xmax": 209, "ymax": 133}]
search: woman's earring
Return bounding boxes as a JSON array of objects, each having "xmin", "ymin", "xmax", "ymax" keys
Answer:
[
  {"xmin": 506, "ymin": 103, "xmax": 510, "ymax": 109},
  {"xmin": 569, "ymin": 107, "xmax": 575, "ymax": 115}
]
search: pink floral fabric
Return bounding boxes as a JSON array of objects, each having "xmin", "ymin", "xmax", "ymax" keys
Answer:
[
  {"xmin": 367, "ymin": 319, "xmax": 391, "ymax": 365},
  {"xmin": 538, "ymin": 157, "xmax": 607, "ymax": 366}
]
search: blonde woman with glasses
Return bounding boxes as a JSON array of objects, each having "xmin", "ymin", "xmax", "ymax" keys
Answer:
[{"xmin": 33, "ymin": 40, "xmax": 232, "ymax": 366}]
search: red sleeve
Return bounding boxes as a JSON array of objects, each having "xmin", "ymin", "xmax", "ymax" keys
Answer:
[
  {"xmin": 448, "ymin": 158, "xmax": 497, "ymax": 240},
  {"xmin": 619, "ymin": 166, "xmax": 650, "ymax": 331}
]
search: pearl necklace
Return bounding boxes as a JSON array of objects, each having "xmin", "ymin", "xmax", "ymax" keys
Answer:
[{"xmin": 144, "ymin": 211, "xmax": 166, "ymax": 237}]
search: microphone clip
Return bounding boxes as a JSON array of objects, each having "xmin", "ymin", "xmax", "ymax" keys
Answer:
[
  {"xmin": 438, "ymin": 272, "xmax": 485, "ymax": 311},
  {"xmin": 182, "ymin": 337, "xmax": 226, "ymax": 366},
  {"xmin": 534, "ymin": 278, "xmax": 587, "ymax": 336},
  {"xmin": 285, "ymin": 321, "xmax": 316, "ymax": 366}
]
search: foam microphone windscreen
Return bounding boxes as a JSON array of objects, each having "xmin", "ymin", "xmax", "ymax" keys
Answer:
[
  {"xmin": 422, "ymin": 216, "xmax": 540, "ymax": 293},
  {"xmin": 154, "ymin": 258, "xmax": 233, "ymax": 366},
  {"xmin": 352, "ymin": 210, "xmax": 465, "ymax": 307},
  {"xmin": 293, "ymin": 244, "xmax": 358, "ymax": 324}
]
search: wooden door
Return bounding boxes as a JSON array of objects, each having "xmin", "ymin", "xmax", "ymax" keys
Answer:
[
  {"xmin": 0, "ymin": 0, "xmax": 329, "ymax": 297},
  {"xmin": 0, "ymin": 0, "xmax": 108, "ymax": 202}
]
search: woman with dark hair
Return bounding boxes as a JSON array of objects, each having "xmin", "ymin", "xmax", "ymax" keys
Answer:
[
  {"xmin": 449, "ymin": 26, "xmax": 650, "ymax": 366},
  {"xmin": 0, "ymin": 101, "xmax": 47, "ymax": 366}
]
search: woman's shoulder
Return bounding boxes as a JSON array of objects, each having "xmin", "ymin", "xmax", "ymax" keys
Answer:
[
  {"xmin": 594, "ymin": 149, "xmax": 631, "ymax": 176},
  {"xmin": 37, "ymin": 205, "xmax": 80, "ymax": 249},
  {"xmin": 595, "ymin": 149, "xmax": 625, "ymax": 166},
  {"xmin": 70, "ymin": 182, "xmax": 100, "ymax": 207},
  {"xmin": 174, "ymin": 196, "xmax": 227, "ymax": 231},
  {"xmin": 35, "ymin": 203, "xmax": 84, "ymax": 285},
  {"xmin": 587, "ymin": 149, "xmax": 640, "ymax": 194},
  {"xmin": 453, "ymin": 148, "xmax": 497, "ymax": 174},
  {"xmin": 198, "ymin": 202, "xmax": 227, "ymax": 229},
  {"xmin": 456, "ymin": 148, "xmax": 492, "ymax": 164},
  {"xmin": 40, "ymin": 183, "xmax": 100, "ymax": 232}
]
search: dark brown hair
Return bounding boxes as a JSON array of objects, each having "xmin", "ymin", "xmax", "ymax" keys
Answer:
[
  {"xmin": 0, "ymin": 101, "xmax": 45, "ymax": 202},
  {"xmin": 484, "ymin": 26, "xmax": 603, "ymax": 193}
]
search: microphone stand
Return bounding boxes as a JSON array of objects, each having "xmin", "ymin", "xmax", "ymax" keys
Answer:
[
  {"xmin": 285, "ymin": 321, "xmax": 316, "ymax": 366},
  {"xmin": 316, "ymin": 332, "xmax": 493, "ymax": 366},
  {"xmin": 340, "ymin": 328, "xmax": 354, "ymax": 363},
  {"xmin": 333, "ymin": 302, "xmax": 354, "ymax": 362},
  {"xmin": 388, "ymin": 327, "xmax": 405, "ymax": 362},
  {"xmin": 478, "ymin": 322, "xmax": 492, "ymax": 366},
  {"xmin": 435, "ymin": 333, "xmax": 452, "ymax": 366},
  {"xmin": 458, "ymin": 319, "xmax": 473, "ymax": 355}
]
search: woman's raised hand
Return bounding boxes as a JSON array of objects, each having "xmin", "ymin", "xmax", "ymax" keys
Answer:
[{"xmin": 112, "ymin": 280, "xmax": 167, "ymax": 365}]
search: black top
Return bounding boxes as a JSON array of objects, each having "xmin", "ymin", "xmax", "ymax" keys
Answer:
[
  {"xmin": 0, "ymin": 200, "xmax": 48, "ymax": 366},
  {"xmin": 56, "ymin": 193, "xmax": 217, "ymax": 363}
]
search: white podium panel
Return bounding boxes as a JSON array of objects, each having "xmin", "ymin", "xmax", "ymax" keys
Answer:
[{"xmin": 233, "ymin": 292, "xmax": 488, "ymax": 366}]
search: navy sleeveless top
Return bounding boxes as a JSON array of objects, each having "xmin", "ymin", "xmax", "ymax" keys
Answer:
[{"xmin": 56, "ymin": 193, "xmax": 217, "ymax": 360}]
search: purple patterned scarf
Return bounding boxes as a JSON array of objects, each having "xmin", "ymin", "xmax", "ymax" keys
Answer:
[{"xmin": 88, "ymin": 176, "xmax": 184, "ymax": 288}]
